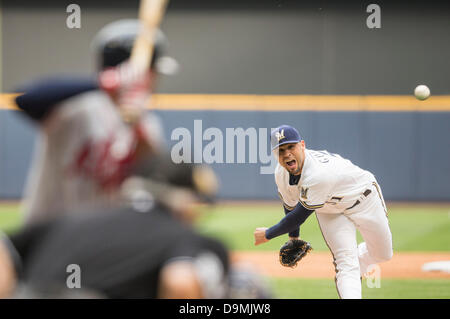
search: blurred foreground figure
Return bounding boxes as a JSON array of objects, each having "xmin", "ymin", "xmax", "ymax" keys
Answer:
[
  {"xmin": 0, "ymin": 159, "xmax": 271, "ymax": 299},
  {"xmin": 6, "ymin": 19, "xmax": 272, "ymax": 299},
  {"xmin": 15, "ymin": 20, "xmax": 177, "ymax": 225}
]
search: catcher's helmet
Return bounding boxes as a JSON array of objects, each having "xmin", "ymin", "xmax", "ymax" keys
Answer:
[{"xmin": 91, "ymin": 19, "xmax": 178, "ymax": 75}]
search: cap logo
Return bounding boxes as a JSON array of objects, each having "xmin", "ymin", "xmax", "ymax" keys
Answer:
[{"xmin": 275, "ymin": 129, "xmax": 285, "ymax": 142}]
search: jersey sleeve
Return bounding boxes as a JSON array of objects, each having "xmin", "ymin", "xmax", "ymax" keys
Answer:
[
  {"xmin": 274, "ymin": 168, "xmax": 300, "ymax": 237},
  {"xmin": 274, "ymin": 165, "xmax": 298, "ymax": 210},
  {"xmin": 277, "ymin": 191, "xmax": 297, "ymax": 211},
  {"xmin": 15, "ymin": 75, "xmax": 98, "ymax": 122},
  {"xmin": 298, "ymin": 172, "xmax": 334, "ymax": 210}
]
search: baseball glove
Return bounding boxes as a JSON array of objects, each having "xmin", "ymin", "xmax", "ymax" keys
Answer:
[{"xmin": 279, "ymin": 239, "xmax": 312, "ymax": 268}]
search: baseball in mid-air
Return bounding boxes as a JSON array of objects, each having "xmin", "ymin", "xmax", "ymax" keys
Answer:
[{"xmin": 414, "ymin": 85, "xmax": 430, "ymax": 101}]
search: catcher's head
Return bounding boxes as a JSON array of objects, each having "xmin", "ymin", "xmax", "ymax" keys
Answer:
[
  {"xmin": 91, "ymin": 19, "xmax": 178, "ymax": 75},
  {"xmin": 120, "ymin": 152, "xmax": 219, "ymax": 223}
]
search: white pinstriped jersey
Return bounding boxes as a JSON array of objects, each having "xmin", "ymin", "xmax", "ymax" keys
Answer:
[
  {"xmin": 275, "ymin": 149, "xmax": 376, "ymax": 214},
  {"xmin": 23, "ymin": 90, "xmax": 165, "ymax": 225}
]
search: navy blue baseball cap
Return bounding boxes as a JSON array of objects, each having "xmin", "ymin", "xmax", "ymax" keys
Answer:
[{"xmin": 270, "ymin": 125, "xmax": 302, "ymax": 150}]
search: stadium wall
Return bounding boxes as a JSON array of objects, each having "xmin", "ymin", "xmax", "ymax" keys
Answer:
[
  {"xmin": 1, "ymin": 96, "xmax": 449, "ymax": 200},
  {"xmin": 1, "ymin": 1, "xmax": 449, "ymax": 200}
]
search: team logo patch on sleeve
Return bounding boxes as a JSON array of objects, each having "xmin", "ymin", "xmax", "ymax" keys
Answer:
[{"xmin": 301, "ymin": 187, "xmax": 309, "ymax": 200}]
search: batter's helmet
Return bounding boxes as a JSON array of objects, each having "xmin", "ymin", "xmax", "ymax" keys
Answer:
[{"xmin": 91, "ymin": 19, "xmax": 178, "ymax": 75}]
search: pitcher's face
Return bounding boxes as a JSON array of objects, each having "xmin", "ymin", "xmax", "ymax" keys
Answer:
[{"xmin": 275, "ymin": 141, "xmax": 305, "ymax": 175}]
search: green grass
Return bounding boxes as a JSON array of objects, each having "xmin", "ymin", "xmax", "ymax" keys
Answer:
[
  {"xmin": 194, "ymin": 203, "xmax": 450, "ymax": 299},
  {"xmin": 2, "ymin": 202, "xmax": 449, "ymax": 252},
  {"xmin": 1, "ymin": 202, "xmax": 449, "ymax": 299},
  {"xmin": 269, "ymin": 278, "xmax": 450, "ymax": 299},
  {"xmin": 195, "ymin": 204, "xmax": 450, "ymax": 252},
  {"xmin": 0, "ymin": 203, "xmax": 23, "ymax": 233}
]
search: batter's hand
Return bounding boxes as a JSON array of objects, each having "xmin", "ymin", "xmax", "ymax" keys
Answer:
[
  {"xmin": 254, "ymin": 227, "xmax": 269, "ymax": 246},
  {"xmin": 98, "ymin": 62, "xmax": 152, "ymax": 124}
]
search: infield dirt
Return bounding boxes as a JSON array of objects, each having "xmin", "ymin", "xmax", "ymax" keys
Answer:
[{"xmin": 232, "ymin": 251, "xmax": 450, "ymax": 279}]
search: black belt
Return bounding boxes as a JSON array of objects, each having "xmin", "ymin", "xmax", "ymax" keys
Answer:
[{"xmin": 345, "ymin": 189, "xmax": 372, "ymax": 210}]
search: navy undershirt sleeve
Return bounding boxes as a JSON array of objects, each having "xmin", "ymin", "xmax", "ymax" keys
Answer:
[
  {"xmin": 266, "ymin": 203, "xmax": 314, "ymax": 240},
  {"xmin": 284, "ymin": 206, "xmax": 300, "ymax": 238}
]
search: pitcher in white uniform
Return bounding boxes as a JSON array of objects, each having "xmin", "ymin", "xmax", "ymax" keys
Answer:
[{"xmin": 254, "ymin": 124, "xmax": 393, "ymax": 299}]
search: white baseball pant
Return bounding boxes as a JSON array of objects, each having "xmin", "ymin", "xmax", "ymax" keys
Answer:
[{"xmin": 316, "ymin": 182, "xmax": 393, "ymax": 299}]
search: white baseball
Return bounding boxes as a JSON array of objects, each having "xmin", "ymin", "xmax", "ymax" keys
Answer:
[{"xmin": 414, "ymin": 85, "xmax": 430, "ymax": 101}]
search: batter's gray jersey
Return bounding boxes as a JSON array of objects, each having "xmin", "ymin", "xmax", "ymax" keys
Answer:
[{"xmin": 23, "ymin": 90, "xmax": 165, "ymax": 225}]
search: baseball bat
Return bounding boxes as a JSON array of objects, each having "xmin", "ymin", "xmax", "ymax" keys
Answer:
[
  {"xmin": 118, "ymin": 0, "xmax": 169, "ymax": 124},
  {"xmin": 130, "ymin": 0, "xmax": 169, "ymax": 70}
]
